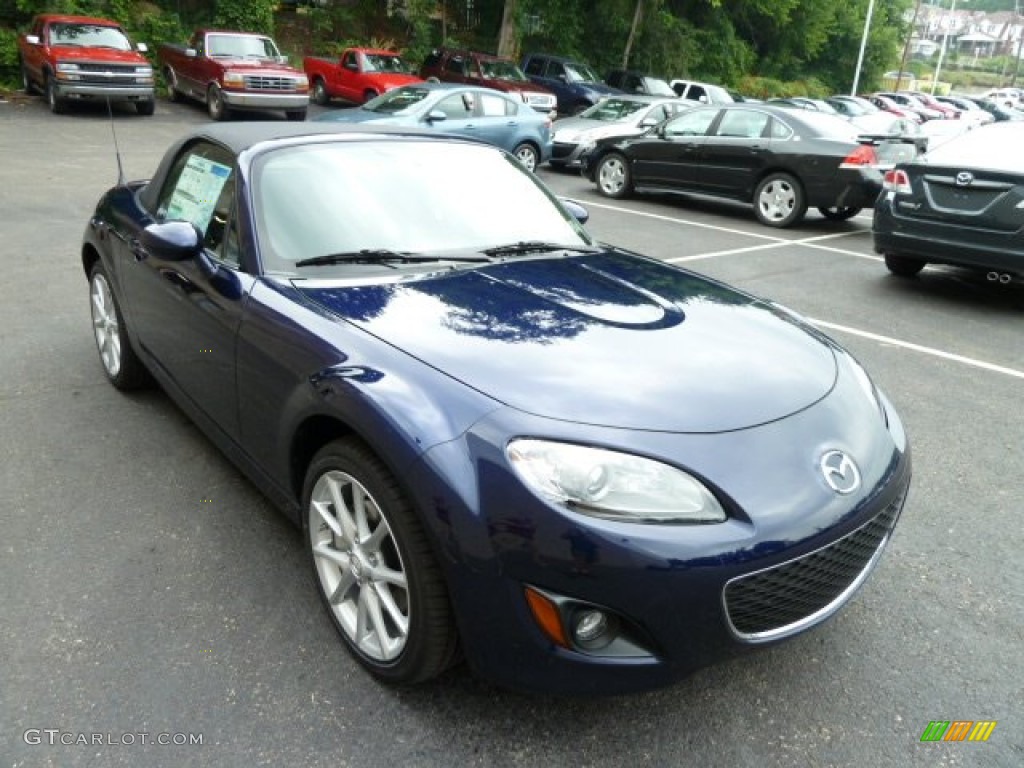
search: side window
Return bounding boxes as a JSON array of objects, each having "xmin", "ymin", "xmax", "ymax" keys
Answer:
[
  {"xmin": 716, "ymin": 110, "xmax": 769, "ymax": 139},
  {"xmin": 434, "ymin": 92, "xmax": 474, "ymax": 119},
  {"xmin": 549, "ymin": 62, "xmax": 566, "ymax": 80},
  {"xmin": 663, "ymin": 108, "xmax": 718, "ymax": 138},
  {"xmin": 154, "ymin": 141, "xmax": 239, "ymax": 266},
  {"xmin": 422, "ymin": 51, "xmax": 441, "ymax": 70},
  {"xmin": 445, "ymin": 56, "xmax": 465, "ymax": 76},
  {"xmin": 524, "ymin": 58, "xmax": 544, "ymax": 76},
  {"xmin": 341, "ymin": 51, "xmax": 357, "ymax": 70},
  {"xmin": 769, "ymin": 118, "xmax": 794, "ymax": 140},
  {"xmin": 690, "ymin": 86, "xmax": 707, "ymax": 103},
  {"xmin": 479, "ymin": 92, "xmax": 512, "ymax": 117}
]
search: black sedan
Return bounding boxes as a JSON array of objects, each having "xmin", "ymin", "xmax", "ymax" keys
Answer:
[
  {"xmin": 582, "ymin": 104, "xmax": 908, "ymax": 227},
  {"xmin": 83, "ymin": 122, "xmax": 910, "ymax": 694},
  {"xmin": 874, "ymin": 122, "xmax": 1024, "ymax": 283}
]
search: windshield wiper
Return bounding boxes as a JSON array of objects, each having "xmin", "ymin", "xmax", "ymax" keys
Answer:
[
  {"xmin": 481, "ymin": 241, "xmax": 599, "ymax": 257},
  {"xmin": 294, "ymin": 249, "xmax": 488, "ymax": 268}
]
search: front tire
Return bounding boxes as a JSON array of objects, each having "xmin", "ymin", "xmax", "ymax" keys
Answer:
[
  {"xmin": 818, "ymin": 206, "xmax": 862, "ymax": 221},
  {"xmin": 46, "ymin": 75, "xmax": 67, "ymax": 114},
  {"xmin": 363, "ymin": 89, "xmax": 378, "ymax": 104},
  {"xmin": 21, "ymin": 60, "xmax": 37, "ymax": 94},
  {"xmin": 164, "ymin": 67, "xmax": 182, "ymax": 102},
  {"xmin": 884, "ymin": 253, "xmax": 926, "ymax": 277},
  {"xmin": 286, "ymin": 109, "xmax": 307, "ymax": 121},
  {"xmin": 136, "ymin": 99, "xmax": 155, "ymax": 116},
  {"xmin": 89, "ymin": 263, "xmax": 149, "ymax": 390},
  {"xmin": 753, "ymin": 172, "xmax": 807, "ymax": 227},
  {"xmin": 513, "ymin": 142, "xmax": 540, "ymax": 172},
  {"xmin": 595, "ymin": 153, "xmax": 632, "ymax": 198},
  {"xmin": 303, "ymin": 439, "xmax": 458, "ymax": 685},
  {"xmin": 207, "ymin": 84, "xmax": 229, "ymax": 121}
]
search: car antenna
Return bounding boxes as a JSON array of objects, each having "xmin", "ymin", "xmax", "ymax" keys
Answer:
[{"xmin": 106, "ymin": 97, "xmax": 126, "ymax": 187}]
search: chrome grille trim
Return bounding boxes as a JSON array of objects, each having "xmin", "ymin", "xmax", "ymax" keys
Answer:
[
  {"xmin": 723, "ymin": 484, "xmax": 907, "ymax": 643},
  {"xmin": 243, "ymin": 75, "xmax": 301, "ymax": 92}
]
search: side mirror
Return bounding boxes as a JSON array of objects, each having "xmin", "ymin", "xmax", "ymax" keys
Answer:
[
  {"xmin": 136, "ymin": 42, "xmax": 148, "ymax": 53},
  {"xmin": 426, "ymin": 110, "xmax": 447, "ymax": 123},
  {"xmin": 639, "ymin": 117, "xmax": 657, "ymax": 128},
  {"xmin": 277, "ymin": 55, "xmax": 289, "ymax": 65},
  {"xmin": 26, "ymin": 34, "xmax": 40, "ymax": 45},
  {"xmin": 141, "ymin": 221, "xmax": 202, "ymax": 262},
  {"xmin": 560, "ymin": 198, "xmax": 590, "ymax": 225},
  {"xmin": 557, "ymin": 74, "xmax": 567, "ymax": 83},
  {"xmin": 185, "ymin": 48, "xmax": 198, "ymax": 58}
]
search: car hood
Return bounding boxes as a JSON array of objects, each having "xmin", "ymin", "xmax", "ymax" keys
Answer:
[
  {"xmin": 553, "ymin": 116, "xmax": 637, "ymax": 141},
  {"xmin": 295, "ymin": 251, "xmax": 838, "ymax": 432},
  {"xmin": 49, "ymin": 45, "xmax": 148, "ymax": 65},
  {"xmin": 210, "ymin": 57, "xmax": 303, "ymax": 75}
]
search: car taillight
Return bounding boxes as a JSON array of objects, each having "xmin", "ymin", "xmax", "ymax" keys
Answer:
[
  {"xmin": 840, "ymin": 145, "xmax": 878, "ymax": 168},
  {"xmin": 883, "ymin": 169, "xmax": 912, "ymax": 194}
]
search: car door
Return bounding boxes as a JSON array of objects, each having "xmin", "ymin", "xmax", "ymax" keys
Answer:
[
  {"xmin": 120, "ymin": 140, "xmax": 254, "ymax": 439},
  {"xmin": 629, "ymin": 107, "xmax": 719, "ymax": 189},
  {"xmin": 469, "ymin": 91, "xmax": 520, "ymax": 150},
  {"xmin": 423, "ymin": 90, "xmax": 478, "ymax": 136},
  {"xmin": 337, "ymin": 50, "xmax": 361, "ymax": 102},
  {"xmin": 697, "ymin": 108, "xmax": 773, "ymax": 198}
]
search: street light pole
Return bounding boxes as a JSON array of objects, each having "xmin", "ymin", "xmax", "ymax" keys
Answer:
[
  {"xmin": 851, "ymin": 0, "xmax": 877, "ymax": 95},
  {"xmin": 932, "ymin": 0, "xmax": 961, "ymax": 95}
]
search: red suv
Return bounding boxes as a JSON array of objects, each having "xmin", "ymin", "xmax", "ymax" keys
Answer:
[{"xmin": 419, "ymin": 48, "xmax": 556, "ymax": 113}]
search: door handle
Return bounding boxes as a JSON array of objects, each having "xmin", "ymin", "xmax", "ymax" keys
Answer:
[{"xmin": 129, "ymin": 238, "xmax": 148, "ymax": 262}]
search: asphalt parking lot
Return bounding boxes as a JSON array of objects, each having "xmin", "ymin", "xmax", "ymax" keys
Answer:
[{"xmin": 1, "ymin": 95, "xmax": 1021, "ymax": 768}]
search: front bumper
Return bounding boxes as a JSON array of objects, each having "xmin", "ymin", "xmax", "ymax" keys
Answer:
[
  {"xmin": 53, "ymin": 83, "xmax": 154, "ymax": 102},
  {"xmin": 222, "ymin": 91, "xmax": 310, "ymax": 110},
  {"xmin": 408, "ymin": 371, "xmax": 911, "ymax": 694},
  {"xmin": 549, "ymin": 141, "xmax": 586, "ymax": 168}
]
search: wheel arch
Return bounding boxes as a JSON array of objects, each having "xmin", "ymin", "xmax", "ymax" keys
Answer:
[{"xmin": 82, "ymin": 241, "xmax": 101, "ymax": 281}]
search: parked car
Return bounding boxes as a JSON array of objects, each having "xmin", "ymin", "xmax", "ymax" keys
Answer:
[
  {"xmin": 899, "ymin": 90, "xmax": 959, "ymax": 120},
  {"xmin": 315, "ymin": 83, "xmax": 551, "ymax": 171},
  {"xmin": 873, "ymin": 92, "xmax": 943, "ymax": 121},
  {"xmin": 669, "ymin": 79, "xmax": 734, "ymax": 105},
  {"xmin": 159, "ymin": 29, "xmax": 310, "ymax": 121},
  {"xmin": 305, "ymin": 48, "xmax": 420, "ymax": 105},
  {"xmin": 81, "ymin": 121, "xmax": 910, "ymax": 694},
  {"xmin": 964, "ymin": 96, "xmax": 1024, "ymax": 122},
  {"xmin": 874, "ymin": 121, "xmax": 1024, "ymax": 283},
  {"xmin": 521, "ymin": 52, "xmax": 620, "ymax": 114},
  {"xmin": 604, "ymin": 69, "xmax": 675, "ymax": 97},
  {"xmin": 934, "ymin": 95, "xmax": 994, "ymax": 127},
  {"xmin": 549, "ymin": 95, "xmax": 696, "ymax": 169},
  {"xmin": 826, "ymin": 95, "xmax": 917, "ymax": 134},
  {"xmin": 582, "ymin": 104, "xmax": 919, "ymax": 227},
  {"xmin": 419, "ymin": 48, "xmax": 557, "ymax": 113},
  {"xmin": 767, "ymin": 97, "xmax": 840, "ymax": 115},
  {"xmin": 983, "ymin": 88, "xmax": 1021, "ymax": 110},
  {"xmin": 867, "ymin": 94, "xmax": 923, "ymax": 124},
  {"xmin": 18, "ymin": 13, "xmax": 155, "ymax": 115}
]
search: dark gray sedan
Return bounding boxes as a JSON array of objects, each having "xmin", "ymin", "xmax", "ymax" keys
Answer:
[{"xmin": 874, "ymin": 122, "xmax": 1024, "ymax": 283}]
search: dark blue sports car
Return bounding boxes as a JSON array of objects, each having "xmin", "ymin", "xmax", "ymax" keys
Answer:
[{"xmin": 83, "ymin": 123, "xmax": 910, "ymax": 694}]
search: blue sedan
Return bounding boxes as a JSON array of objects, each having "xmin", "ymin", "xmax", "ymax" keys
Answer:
[
  {"xmin": 315, "ymin": 82, "xmax": 552, "ymax": 171},
  {"xmin": 82, "ymin": 123, "xmax": 910, "ymax": 694}
]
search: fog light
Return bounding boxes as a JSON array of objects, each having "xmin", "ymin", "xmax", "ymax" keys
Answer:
[{"xmin": 573, "ymin": 609, "xmax": 611, "ymax": 648}]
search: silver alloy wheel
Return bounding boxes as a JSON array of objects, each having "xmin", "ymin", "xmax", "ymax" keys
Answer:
[
  {"xmin": 208, "ymin": 85, "xmax": 225, "ymax": 120},
  {"xmin": 309, "ymin": 470, "xmax": 410, "ymax": 662},
  {"xmin": 598, "ymin": 155, "xmax": 626, "ymax": 195},
  {"xmin": 90, "ymin": 272, "xmax": 121, "ymax": 377},
  {"xmin": 515, "ymin": 143, "xmax": 538, "ymax": 172},
  {"xmin": 757, "ymin": 178, "xmax": 797, "ymax": 223}
]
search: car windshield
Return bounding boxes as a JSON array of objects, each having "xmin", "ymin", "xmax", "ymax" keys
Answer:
[
  {"xmin": 50, "ymin": 23, "xmax": 132, "ymax": 50},
  {"xmin": 207, "ymin": 34, "xmax": 280, "ymax": 59},
  {"xmin": 363, "ymin": 53, "xmax": 409, "ymax": 73},
  {"xmin": 253, "ymin": 141, "xmax": 592, "ymax": 273},
  {"xmin": 565, "ymin": 63, "xmax": 600, "ymax": 83},
  {"xmin": 923, "ymin": 123, "xmax": 1024, "ymax": 173},
  {"xmin": 580, "ymin": 98, "xmax": 650, "ymax": 121},
  {"xmin": 364, "ymin": 86, "xmax": 431, "ymax": 113},
  {"xmin": 479, "ymin": 59, "xmax": 527, "ymax": 81},
  {"xmin": 644, "ymin": 79, "xmax": 676, "ymax": 97}
]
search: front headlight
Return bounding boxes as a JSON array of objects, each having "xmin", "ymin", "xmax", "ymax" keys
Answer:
[
  {"xmin": 295, "ymin": 74, "xmax": 309, "ymax": 89},
  {"xmin": 507, "ymin": 439, "xmax": 726, "ymax": 524},
  {"xmin": 56, "ymin": 62, "xmax": 80, "ymax": 73},
  {"xmin": 223, "ymin": 71, "xmax": 244, "ymax": 86},
  {"xmin": 577, "ymin": 138, "xmax": 597, "ymax": 155},
  {"xmin": 135, "ymin": 65, "xmax": 153, "ymax": 76}
]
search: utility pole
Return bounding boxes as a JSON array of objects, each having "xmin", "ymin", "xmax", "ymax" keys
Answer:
[
  {"xmin": 851, "ymin": 0, "xmax": 877, "ymax": 96},
  {"xmin": 896, "ymin": 0, "xmax": 923, "ymax": 91},
  {"xmin": 932, "ymin": 0, "xmax": 965, "ymax": 95},
  {"xmin": 1012, "ymin": 0, "xmax": 1024, "ymax": 86}
]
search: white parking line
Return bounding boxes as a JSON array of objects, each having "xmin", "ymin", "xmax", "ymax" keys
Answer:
[
  {"xmin": 810, "ymin": 319, "xmax": 1024, "ymax": 380},
  {"xmin": 669, "ymin": 232, "xmax": 867, "ymax": 263},
  {"xmin": 586, "ymin": 200, "xmax": 783, "ymax": 242}
]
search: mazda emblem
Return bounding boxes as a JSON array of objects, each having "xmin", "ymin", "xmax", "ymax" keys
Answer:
[
  {"xmin": 955, "ymin": 171, "xmax": 974, "ymax": 187},
  {"xmin": 820, "ymin": 450, "xmax": 861, "ymax": 495}
]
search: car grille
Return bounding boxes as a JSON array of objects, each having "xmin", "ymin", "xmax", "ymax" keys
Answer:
[
  {"xmin": 243, "ymin": 75, "xmax": 302, "ymax": 91},
  {"xmin": 552, "ymin": 143, "xmax": 576, "ymax": 158},
  {"xmin": 723, "ymin": 486, "xmax": 907, "ymax": 641},
  {"xmin": 74, "ymin": 63, "xmax": 144, "ymax": 85},
  {"xmin": 524, "ymin": 91, "xmax": 555, "ymax": 108}
]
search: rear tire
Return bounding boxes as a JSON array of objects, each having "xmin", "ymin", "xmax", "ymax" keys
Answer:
[
  {"xmin": 303, "ymin": 438, "xmax": 458, "ymax": 685},
  {"xmin": 312, "ymin": 77, "xmax": 329, "ymax": 106},
  {"xmin": 753, "ymin": 172, "xmax": 807, "ymax": 228},
  {"xmin": 595, "ymin": 153, "xmax": 632, "ymax": 199},
  {"xmin": 884, "ymin": 253, "xmax": 926, "ymax": 277},
  {"xmin": 164, "ymin": 67, "xmax": 182, "ymax": 102},
  {"xmin": 513, "ymin": 142, "xmax": 540, "ymax": 172},
  {"xmin": 818, "ymin": 206, "xmax": 861, "ymax": 221}
]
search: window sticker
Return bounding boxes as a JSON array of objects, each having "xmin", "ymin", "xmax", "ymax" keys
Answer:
[{"xmin": 165, "ymin": 155, "xmax": 232, "ymax": 233}]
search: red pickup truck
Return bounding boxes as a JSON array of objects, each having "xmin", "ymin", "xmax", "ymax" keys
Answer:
[
  {"xmin": 304, "ymin": 48, "xmax": 421, "ymax": 105},
  {"xmin": 159, "ymin": 30, "xmax": 310, "ymax": 121},
  {"xmin": 18, "ymin": 14, "xmax": 156, "ymax": 115}
]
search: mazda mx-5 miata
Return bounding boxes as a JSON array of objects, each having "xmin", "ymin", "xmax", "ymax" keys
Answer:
[{"xmin": 83, "ymin": 123, "xmax": 910, "ymax": 694}]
